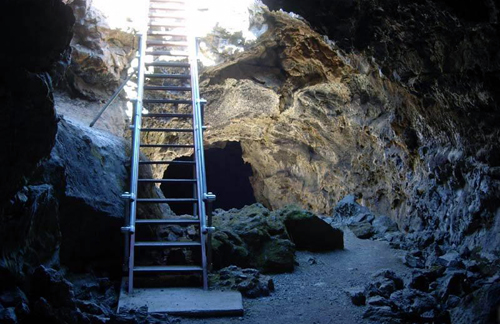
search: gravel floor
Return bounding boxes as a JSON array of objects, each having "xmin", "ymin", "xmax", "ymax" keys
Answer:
[{"xmin": 178, "ymin": 229, "xmax": 411, "ymax": 324}]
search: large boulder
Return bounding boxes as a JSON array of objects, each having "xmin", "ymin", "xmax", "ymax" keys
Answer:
[
  {"xmin": 211, "ymin": 203, "xmax": 344, "ymax": 273},
  {"xmin": 450, "ymin": 283, "xmax": 500, "ymax": 324},
  {"xmin": 279, "ymin": 206, "xmax": 344, "ymax": 251},
  {"xmin": 2, "ymin": 115, "xmax": 172, "ymax": 278},
  {"xmin": 212, "ymin": 204, "xmax": 295, "ymax": 273},
  {"xmin": 38, "ymin": 118, "xmax": 128, "ymax": 271}
]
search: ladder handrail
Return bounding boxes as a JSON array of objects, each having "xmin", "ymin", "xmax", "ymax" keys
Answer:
[
  {"xmin": 187, "ymin": 0, "xmax": 209, "ymax": 290},
  {"xmin": 89, "ymin": 68, "xmax": 137, "ymax": 128},
  {"xmin": 124, "ymin": 0, "xmax": 150, "ymax": 294}
]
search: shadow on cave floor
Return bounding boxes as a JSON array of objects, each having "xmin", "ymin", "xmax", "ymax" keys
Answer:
[
  {"xmin": 161, "ymin": 142, "xmax": 256, "ymax": 215},
  {"xmin": 179, "ymin": 229, "xmax": 410, "ymax": 324}
]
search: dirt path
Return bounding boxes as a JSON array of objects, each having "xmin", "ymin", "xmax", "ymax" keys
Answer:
[{"xmin": 179, "ymin": 228, "xmax": 411, "ymax": 324}]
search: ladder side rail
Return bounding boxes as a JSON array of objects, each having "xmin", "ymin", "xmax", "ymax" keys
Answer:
[
  {"xmin": 89, "ymin": 69, "xmax": 137, "ymax": 128},
  {"xmin": 187, "ymin": 0, "xmax": 209, "ymax": 289},
  {"xmin": 124, "ymin": 0, "xmax": 150, "ymax": 294},
  {"xmin": 126, "ymin": 29, "xmax": 148, "ymax": 294}
]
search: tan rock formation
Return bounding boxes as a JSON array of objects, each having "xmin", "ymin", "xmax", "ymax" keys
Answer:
[{"xmin": 139, "ymin": 10, "xmax": 417, "ymax": 221}]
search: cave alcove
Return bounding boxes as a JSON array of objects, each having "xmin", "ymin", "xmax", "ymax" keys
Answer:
[{"xmin": 161, "ymin": 142, "xmax": 257, "ymax": 215}]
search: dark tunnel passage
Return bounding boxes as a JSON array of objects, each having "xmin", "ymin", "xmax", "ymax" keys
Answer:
[{"xmin": 161, "ymin": 142, "xmax": 257, "ymax": 215}]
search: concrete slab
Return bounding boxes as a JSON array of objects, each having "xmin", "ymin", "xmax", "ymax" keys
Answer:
[{"xmin": 117, "ymin": 280, "xmax": 243, "ymax": 317}]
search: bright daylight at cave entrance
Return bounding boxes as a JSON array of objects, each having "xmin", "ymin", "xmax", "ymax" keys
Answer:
[{"xmin": 1, "ymin": 0, "xmax": 499, "ymax": 323}]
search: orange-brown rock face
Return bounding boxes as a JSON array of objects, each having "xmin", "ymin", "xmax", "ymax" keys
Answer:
[{"xmin": 199, "ymin": 11, "xmax": 414, "ymax": 219}]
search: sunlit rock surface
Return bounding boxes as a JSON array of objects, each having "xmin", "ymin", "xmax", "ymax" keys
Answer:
[
  {"xmin": 200, "ymin": 10, "xmax": 413, "ymax": 220},
  {"xmin": 65, "ymin": 0, "xmax": 137, "ymax": 99}
]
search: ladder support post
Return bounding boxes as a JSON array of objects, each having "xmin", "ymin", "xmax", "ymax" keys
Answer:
[
  {"xmin": 206, "ymin": 198, "xmax": 214, "ymax": 272},
  {"xmin": 199, "ymin": 98, "xmax": 207, "ymax": 125},
  {"xmin": 121, "ymin": 192, "xmax": 131, "ymax": 272},
  {"xmin": 89, "ymin": 68, "xmax": 137, "ymax": 127}
]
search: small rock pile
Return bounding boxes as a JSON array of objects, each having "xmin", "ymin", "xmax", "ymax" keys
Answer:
[
  {"xmin": 348, "ymin": 267, "xmax": 500, "ymax": 324},
  {"xmin": 210, "ymin": 266, "xmax": 275, "ymax": 298},
  {"xmin": 347, "ymin": 270, "xmax": 450, "ymax": 323},
  {"xmin": 0, "ymin": 266, "xmax": 175, "ymax": 324},
  {"xmin": 337, "ymin": 195, "xmax": 500, "ymax": 323},
  {"xmin": 333, "ymin": 195, "xmax": 400, "ymax": 241}
]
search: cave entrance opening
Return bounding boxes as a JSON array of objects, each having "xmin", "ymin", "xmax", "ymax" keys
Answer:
[{"xmin": 161, "ymin": 141, "xmax": 257, "ymax": 215}]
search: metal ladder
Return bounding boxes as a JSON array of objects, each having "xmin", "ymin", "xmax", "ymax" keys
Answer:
[{"xmin": 121, "ymin": 0, "xmax": 215, "ymax": 294}]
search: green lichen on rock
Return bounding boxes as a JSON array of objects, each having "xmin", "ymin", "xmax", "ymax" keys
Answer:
[
  {"xmin": 209, "ymin": 266, "xmax": 275, "ymax": 298},
  {"xmin": 211, "ymin": 204, "xmax": 295, "ymax": 273},
  {"xmin": 257, "ymin": 239, "xmax": 295, "ymax": 273},
  {"xmin": 211, "ymin": 203, "xmax": 343, "ymax": 273}
]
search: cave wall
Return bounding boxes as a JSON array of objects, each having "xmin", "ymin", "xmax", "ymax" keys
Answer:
[
  {"xmin": 0, "ymin": 0, "xmax": 167, "ymax": 289},
  {"xmin": 0, "ymin": 0, "xmax": 74, "ymax": 206},
  {"xmin": 195, "ymin": 8, "xmax": 500, "ymax": 256},
  {"xmin": 261, "ymin": 0, "xmax": 500, "ymax": 153},
  {"xmin": 258, "ymin": 0, "xmax": 500, "ymax": 253}
]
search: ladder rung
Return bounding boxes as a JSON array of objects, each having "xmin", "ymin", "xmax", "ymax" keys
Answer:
[
  {"xmin": 146, "ymin": 40, "xmax": 188, "ymax": 47},
  {"xmin": 140, "ymin": 144, "xmax": 194, "ymax": 148},
  {"xmin": 145, "ymin": 51, "xmax": 189, "ymax": 57},
  {"xmin": 134, "ymin": 265, "xmax": 203, "ymax": 273},
  {"xmin": 145, "ymin": 73, "xmax": 191, "ymax": 79},
  {"xmin": 135, "ymin": 241, "xmax": 201, "ymax": 247},
  {"xmin": 148, "ymin": 14, "xmax": 186, "ymax": 19},
  {"xmin": 139, "ymin": 160, "xmax": 195, "ymax": 165},
  {"xmin": 144, "ymin": 86, "xmax": 192, "ymax": 91},
  {"xmin": 149, "ymin": 6, "xmax": 186, "ymax": 12},
  {"xmin": 143, "ymin": 99, "xmax": 192, "ymax": 104},
  {"xmin": 137, "ymin": 198, "xmax": 198, "ymax": 203},
  {"xmin": 142, "ymin": 113, "xmax": 193, "ymax": 118},
  {"xmin": 147, "ymin": 31, "xmax": 187, "ymax": 37},
  {"xmin": 136, "ymin": 219, "xmax": 199, "ymax": 225},
  {"xmin": 138, "ymin": 178, "xmax": 197, "ymax": 183},
  {"xmin": 145, "ymin": 61, "xmax": 190, "ymax": 68},
  {"xmin": 141, "ymin": 128, "xmax": 194, "ymax": 132},
  {"xmin": 149, "ymin": 18, "xmax": 187, "ymax": 28},
  {"xmin": 150, "ymin": 0, "xmax": 186, "ymax": 3}
]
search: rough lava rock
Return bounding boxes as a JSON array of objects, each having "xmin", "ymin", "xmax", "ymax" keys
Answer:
[
  {"xmin": 212, "ymin": 204, "xmax": 295, "ymax": 273},
  {"xmin": 65, "ymin": 0, "xmax": 136, "ymax": 99},
  {"xmin": 212, "ymin": 203, "xmax": 343, "ymax": 273},
  {"xmin": 334, "ymin": 195, "xmax": 398, "ymax": 240},
  {"xmin": 210, "ymin": 266, "xmax": 275, "ymax": 298},
  {"xmin": 279, "ymin": 206, "xmax": 344, "ymax": 251},
  {"xmin": 1, "ymin": 115, "xmax": 172, "ymax": 284},
  {"xmin": 261, "ymin": 0, "xmax": 500, "ymax": 274},
  {"xmin": 450, "ymin": 282, "xmax": 500, "ymax": 324},
  {"xmin": 37, "ymin": 117, "xmax": 128, "ymax": 272},
  {"xmin": 0, "ymin": 185, "xmax": 61, "ymax": 289},
  {"xmin": 0, "ymin": 0, "xmax": 74, "ymax": 205}
]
